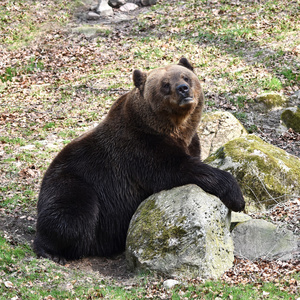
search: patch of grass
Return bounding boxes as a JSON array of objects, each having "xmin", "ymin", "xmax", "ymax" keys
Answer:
[
  {"xmin": 0, "ymin": 0, "xmax": 299, "ymax": 298},
  {"xmin": 57, "ymin": 130, "xmax": 77, "ymax": 139},
  {"xmin": 259, "ymin": 76, "xmax": 283, "ymax": 91},
  {"xmin": 0, "ymin": 237, "xmax": 147, "ymax": 299},
  {"xmin": 247, "ymin": 124, "xmax": 258, "ymax": 133},
  {"xmin": 233, "ymin": 112, "xmax": 248, "ymax": 123},
  {"xmin": 230, "ymin": 95, "xmax": 248, "ymax": 109},
  {"xmin": 0, "ymin": 0, "xmax": 81, "ymax": 49},
  {"xmin": 43, "ymin": 122, "xmax": 56, "ymax": 130},
  {"xmin": 0, "ymin": 236, "xmax": 29, "ymax": 268},
  {"xmin": 1, "ymin": 234, "xmax": 298, "ymax": 299},
  {"xmin": 171, "ymin": 279, "xmax": 299, "ymax": 300},
  {"xmin": 0, "ymin": 137, "xmax": 26, "ymax": 146},
  {"xmin": 280, "ymin": 69, "xmax": 299, "ymax": 85},
  {"xmin": 0, "ymin": 56, "xmax": 44, "ymax": 83}
]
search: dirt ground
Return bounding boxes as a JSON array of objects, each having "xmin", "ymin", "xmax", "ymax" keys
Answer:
[{"xmin": 1, "ymin": 3, "xmax": 299, "ymax": 282}]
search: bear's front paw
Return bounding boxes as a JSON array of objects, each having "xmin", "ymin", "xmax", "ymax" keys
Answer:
[{"xmin": 221, "ymin": 183, "xmax": 245, "ymax": 212}]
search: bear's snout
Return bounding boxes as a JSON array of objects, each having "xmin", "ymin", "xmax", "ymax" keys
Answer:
[
  {"xmin": 176, "ymin": 83, "xmax": 194, "ymax": 107},
  {"xmin": 176, "ymin": 83, "xmax": 190, "ymax": 98}
]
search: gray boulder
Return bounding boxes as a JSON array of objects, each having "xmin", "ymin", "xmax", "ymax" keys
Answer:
[
  {"xmin": 232, "ymin": 219, "xmax": 297, "ymax": 260},
  {"xmin": 205, "ymin": 134, "xmax": 300, "ymax": 212},
  {"xmin": 198, "ymin": 111, "xmax": 247, "ymax": 160},
  {"xmin": 126, "ymin": 185, "xmax": 234, "ymax": 279},
  {"xmin": 281, "ymin": 107, "xmax": 300, "ymax": 132}
]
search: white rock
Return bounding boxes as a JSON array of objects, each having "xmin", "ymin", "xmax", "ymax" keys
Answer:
[
  {"xmin": 96, "ymin": 0, "xmax": 114, "ymax": 16},
  {"xmin": 163, "ymin": 279, "xmax": 181, "ymax": 289},
  {"xmin": 109, "ymin": 0, "xmax": 126, "ymax": 8},
  {"xmin": 198, "ymin": 111, "xmax": 247, "ymax": 160},
  {"xmin": 20, "ymin": 144, "xmax": 35, "ymax": 150},
  {"xmin": 231, "ymin": 212, "xmax": 252, "ymax": 224},
  {"xmin": 120, "ymin": 3, "xmax": 139, "ymax": 12}
]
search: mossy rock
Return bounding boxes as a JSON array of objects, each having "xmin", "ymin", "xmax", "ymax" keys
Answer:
[
  {"xmin": 126, "ymin": 185, "xmax": 233, "ymax": 279},
  {"xmin": 72, "ymin": 25, "xmax": 112, "ymax": 37},
  {"xmin": 205, "ymin": 135, "xmax": 300, "ymax": 212},
  {"xmin": 281, "ymin": 107, "xmax": 300, "ymax": 132},
  {"xmin": 255, "ymin": 93, "xmax": 286, "ymax": 111}
]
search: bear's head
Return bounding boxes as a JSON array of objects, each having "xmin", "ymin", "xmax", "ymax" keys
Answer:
[{"xmin": 133, "ymin": 58, "xmax": 203, "ymax": 126}]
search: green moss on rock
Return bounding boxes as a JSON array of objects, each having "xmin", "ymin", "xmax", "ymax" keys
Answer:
[
  {"xmin": 281, "ymin": 107, "xmax": 300, "ymax": 132},
  {"xmin": 126, "ymin": 196, "xmax": 188, "ymax": 262},
  {"xmin": 126, "ymin": 185, "xmax": 234, "ymax": 279},
  {"xmin": 256, "ymin": 92, "xmax": 286, "ymax": 109},
  {"xmin": 205, "ymin": 135, "xmax": 300, "ymax": 212}
]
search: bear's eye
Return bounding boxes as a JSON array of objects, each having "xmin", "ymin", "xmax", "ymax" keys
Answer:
[
  {"xmin": 161, "ymin": 82, "xmax": 171, "ymax": 94},
  {"xmin": 183, "ymin": 76, "xmax": 189, "ymax": 83}
]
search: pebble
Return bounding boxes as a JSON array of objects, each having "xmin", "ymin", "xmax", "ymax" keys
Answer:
[{"xmin": 163, "ymin": 279, "xmax": 181, "ymax": 289}]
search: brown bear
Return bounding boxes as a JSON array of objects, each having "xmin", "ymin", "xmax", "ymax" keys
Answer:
[{"xmin": 34, "ymin": 58, "xmax": 245, "ymax": 264}]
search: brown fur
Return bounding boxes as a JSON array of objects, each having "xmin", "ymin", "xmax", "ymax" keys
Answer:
[{"xmin": 33, "ymin": 58, "xmax": 244, "ymax": 263}]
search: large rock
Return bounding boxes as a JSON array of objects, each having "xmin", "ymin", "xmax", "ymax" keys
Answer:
[
  {"xmin": 281, "ymin": 107, "xmax": 300, "ymax": 132},
  {"xmin": 198, "ymin": 111, "xmax": 247, "ymax": 160},
  {"xmin": 126, "ymin": 185, "xmax": 234, "ymax": 279},
  {"xmin": 232, "ymin": 219, "xmax": 297, "ymax": 260},
  {"xmin": 205, "ymin": 135, "xmax": 300, "ymax": 212},
  {"xmin": 254, "ymin": 92, "xmax": 286, "ymax": 112}
]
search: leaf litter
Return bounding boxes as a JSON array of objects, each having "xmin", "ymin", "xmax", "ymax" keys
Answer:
[{"xmin": 0, "ymin": 0, "xmax": 299, "ymax": 298}]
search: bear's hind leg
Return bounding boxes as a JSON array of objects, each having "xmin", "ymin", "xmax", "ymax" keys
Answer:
[{"xmin": 34, "ymin": 179, "xmax": 100, "ymax": 263}]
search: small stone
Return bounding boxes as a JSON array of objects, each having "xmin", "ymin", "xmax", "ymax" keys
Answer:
[
  {"xmin": 289, "ymin": 90, "xmax": 300, "ymax": 105},
  {"xmin": 86, "ymin": 11, "xmax": 101, "ymax": 20},
  {"xmin": 109, "ymin": 0, "xmax": 126, "ymax": 8},
  {"xmin": 20, "ymin": 144, "xmax": 35, "ymax": 150},
  {"xmin": 163, "ymin": 279, "xmax": 181, "ymax": 289},
  {"xmin": 231, "ymin": 212, "xmax": 252, "ymax": 224},
  {"xmin": 4, "ymin": 281, "xmax": 14, "ymax": 288},
  {"xmin": 120, "ymin": 3, "xmax": 139, "ymax": 12}
]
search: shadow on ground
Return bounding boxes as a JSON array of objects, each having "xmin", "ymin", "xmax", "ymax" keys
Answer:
[{"xmin": 0, "ymin": 212, "xmax": 134, "ymax": 280}]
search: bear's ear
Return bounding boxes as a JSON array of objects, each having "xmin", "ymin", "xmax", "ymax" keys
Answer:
[
  {"xmin": 178, "ymin": 57, "xmax": 194, "ymax": 71},
  {"xmin": 133, "ymin": 69, "xmax": 147, "ymax": 89}
]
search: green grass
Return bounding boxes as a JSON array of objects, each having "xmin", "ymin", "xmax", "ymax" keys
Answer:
[
  {"xmin": 0, "ymin": 0, "xmax": 299, "ymax": 298},
  {"xmin": 0, "ymin": 0, "xmax": 82, "ymax": 48},
  {"xmin": 0, "ymin": 137, "xmax": 26, "ymax": 146},
  {"xmin": 0, "ymin": 236, "xmax": 298, "ymax": 299},
  {"xmin": 259, "ymin": 76, "xmax": 283, "ymax": 92}
]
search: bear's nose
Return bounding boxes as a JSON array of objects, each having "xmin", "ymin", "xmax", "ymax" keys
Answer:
[{"xmin": 176, "ymin": 84, "xmax": 189, "ymax": 98}]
